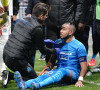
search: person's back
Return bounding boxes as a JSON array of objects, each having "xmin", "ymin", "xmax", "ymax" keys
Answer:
[{"xmin": 3, "ymin": 16, "xmax": 41, "ymax": 59}]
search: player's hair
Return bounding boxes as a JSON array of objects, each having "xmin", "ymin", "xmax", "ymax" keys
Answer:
[
  {"xmin": 32, "ymin": 2, "xmax": 50, "ymax": 17},
  {"xmin": 64, "ymin": 22, "xmax": 76, "ymax": 34}
]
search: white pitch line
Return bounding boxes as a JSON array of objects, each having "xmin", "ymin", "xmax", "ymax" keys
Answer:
[
  {"xmin": 83, "ymin": 80, "xmax": 100, "ymax": 85},
  {"xmin": 36, "ymin": 71, "xmax": 40, "ymax": 74}
]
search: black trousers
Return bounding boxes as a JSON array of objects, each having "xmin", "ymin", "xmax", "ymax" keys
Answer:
[
  {"xmin": 96, "ymin": 19, "xmax": 100, "ymax": 37},
  {"xmin": 96, "ymin": 19, "xmax": 100, "ymax": 52},
  {"xmin": 3, "ymin": 53, "xmax": 37, "ymax": 80}
]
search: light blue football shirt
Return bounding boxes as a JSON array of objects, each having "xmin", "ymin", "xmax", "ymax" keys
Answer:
[{"xmin": 53, "ymin": 38, "xmax": 87, "ymax": 73}]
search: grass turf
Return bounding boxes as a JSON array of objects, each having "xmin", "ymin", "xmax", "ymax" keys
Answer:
[{"xmin": 0, "ymin": 46, "xmax": 100, "ymax": 90}]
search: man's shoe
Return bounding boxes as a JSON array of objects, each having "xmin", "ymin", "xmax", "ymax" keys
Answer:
[
  {"xmin": 86, "ymin": 71, "xmax": 92, "ymax": 76},
  {"xmin": 14, "ymin": 71, "xmax": 25, "ymax": 90},
  {"xmin": 91, "ymin": 64, "xmax": 100, "ymax": 69},
  {"xmin": 31, "ymin": 82, "xmax": 40, "ymax": 90},
  {"xmin": 89, "ymin": 58, "xmax": 96, "ymax": 66},
  {"xmin": 2, "ymin": 70, "xmax": 9, "ymax": 88},
  {"xmin": 91, "ymin": 68, "xmax": 100, "ymax": 73}
]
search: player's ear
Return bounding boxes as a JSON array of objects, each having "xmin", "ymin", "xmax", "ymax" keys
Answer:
[{"xmin": 69, "ymin": 30, "xmax": 73, "ymax": 35}]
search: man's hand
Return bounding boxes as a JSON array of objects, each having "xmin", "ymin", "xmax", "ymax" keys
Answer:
[
  {"xmin": 78, "ymin": 23, "xmax": 85, "ymax": 31},
  {"xmin": 12, "ymin": 15, "xmax": 17, "ymax": 21},
  {"xmin": 0, "ymin": 7, "xmax": 4, "ymax": 14},
  {"xmin": 75, "ymin": 80, "xmax": 84, "ymax": 87},
  {"xmin": 44, "ymin": 39, "xmax": 54, "ymax": 45}
]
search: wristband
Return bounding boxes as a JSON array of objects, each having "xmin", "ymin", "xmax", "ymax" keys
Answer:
[{"xmin": 78, "ymin": 76, "xmax": 83, "ymax": 81}]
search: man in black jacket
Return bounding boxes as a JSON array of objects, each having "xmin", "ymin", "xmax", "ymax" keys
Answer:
[{"xmin": 2, "ymin": 2, "xmax": 60, "ymax": 88}]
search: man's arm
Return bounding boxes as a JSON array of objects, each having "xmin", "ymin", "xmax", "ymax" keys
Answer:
[
  {"xmin": 33, "ymin": 27, "xmax": 59, "ymax": 55},
  {"xmin": 47, "ymin": 55, "xmax": 57, "ymax": 69},
  {"xmin": 13, "ymin": 0, "xmax": 19, "ymax": 21},
  {"xmin": 75, "ymin": 61, "xmax": 87, "ymax": 87},
  {"xmin": 75, "ymin": 0, "xmax": 86, "ymax": 31},
  {"xmin": 13, "ymin": 0, "xmax": 19, "ymax": 16},
  {"xmin": 25, "ymin": 0, "xmax": 39, "ymax": 16},
  {"xmin": 25, "ymin": 0, "xmax": 34, "ymax": 15}
]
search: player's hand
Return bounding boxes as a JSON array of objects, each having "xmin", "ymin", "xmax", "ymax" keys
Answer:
[
  {"xmin": 44, "ymin": 39, "xmax": 54, "ymax": 45},
  {"xmin": 75, "ymin": 80, "xmax": 84, "ymax": 87}
]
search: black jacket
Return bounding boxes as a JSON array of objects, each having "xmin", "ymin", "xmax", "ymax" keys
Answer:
[
  {"xmin": 41, "ymin": 0, "xmax": 86, "ymax": 28},
  {"xmin": 80, "ymin": 0, "xmax": 96, "ymax": 26},
  {"xmin": 25, "ymin": 0, "xmax": 39, "ymax": 15},
  {"xmin": 3, "ymin": 15, "xmax": 56, "ymax": 59},
  {"xmin": 13, "ymin": 0, "xmax": 19, "ymax": 16}
]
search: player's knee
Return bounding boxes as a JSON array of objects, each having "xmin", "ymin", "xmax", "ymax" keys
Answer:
[{"xmin": 58, "ymin": 68, "xmax": 70, "ymax": 76}]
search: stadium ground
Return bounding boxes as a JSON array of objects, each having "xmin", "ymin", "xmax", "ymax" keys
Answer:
[
  {"xmin": 0, "ymin": 30, "xmax": 100, "ymax": 90},
  {"xmin": 0, "ymin": 48, "xmax": 100, "ymax": 90}
]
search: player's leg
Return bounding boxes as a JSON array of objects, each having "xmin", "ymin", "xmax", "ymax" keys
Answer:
[
  {"xmin": 14, "ymin": 71, "xmax": 51, "ymax": 89},
  {"xmin": 90, "ymin": 21, "xmax": 98, "ymax": 66},
  {"xmin": 17, "ymin": 69, "xmax": 58, "ymax": 89},
  {"xmin": 31, "ymin": 68, "xmax": 75, "ymax": 89}
]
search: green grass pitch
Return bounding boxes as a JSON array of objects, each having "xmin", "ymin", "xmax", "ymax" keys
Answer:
[{"xmin": 0, "ymin": 46, "xmax": 100, "ymax": 90}]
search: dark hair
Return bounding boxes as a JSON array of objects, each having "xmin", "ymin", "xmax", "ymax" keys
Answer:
[
  {"xmin": 64, "ymin": 22, "xmax": 76, "ymax": 33},
  {"xmin": 32, "ymin": 2, "xmax": 50, "ymax": 17}
]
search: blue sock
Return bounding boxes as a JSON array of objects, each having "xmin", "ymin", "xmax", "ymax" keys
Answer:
[
  {"xmin": 92, "ymin": 53, "xmax": 97, "ymax": 60},
  {"xmin": 25, "ymin": 74, "xmax": 49, "ymax": 88}
]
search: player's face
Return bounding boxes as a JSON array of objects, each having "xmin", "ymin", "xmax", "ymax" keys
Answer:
[{"xmin": 60, "ymin": 24, "xmax": 72, "ymax": 39}]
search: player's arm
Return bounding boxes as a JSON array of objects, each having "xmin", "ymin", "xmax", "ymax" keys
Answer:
[{"xmin": 75, "ymin": 56, "xmax": 87, "ymax": 87}]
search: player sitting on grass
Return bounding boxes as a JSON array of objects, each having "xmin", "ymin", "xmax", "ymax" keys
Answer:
[{"xmin": 14, "ymin": 23, "xmax": 87, "ymax": 90}]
